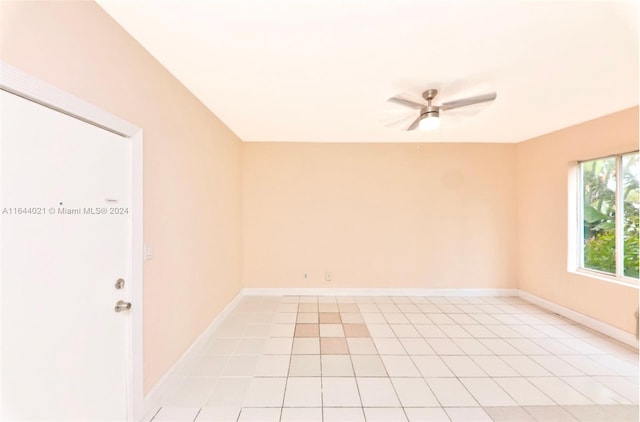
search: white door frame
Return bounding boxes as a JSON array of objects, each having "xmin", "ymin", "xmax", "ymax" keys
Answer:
[{"xmin": 0, "ymin": 62, "xmax": 144, "ymax": 420}]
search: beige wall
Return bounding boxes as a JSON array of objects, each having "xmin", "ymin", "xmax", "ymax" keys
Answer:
[
  {"xmin": 516, "ymin": 107, "xmax": 639, "ymax": 334},
  {"xmin": 3, "ymin": 0, "xmax": 637, "ymax": 400},
  {"xmin": 243, "ymin": 143, "xmax": 518, "ymax": 289},
  {"xmin": 1, "ymin": 1, "xmax": 244, "ymax": 392}
]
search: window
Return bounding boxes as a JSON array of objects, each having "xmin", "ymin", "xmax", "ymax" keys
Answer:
[{"xmin": 579, "ymin": 152, "xmax": 639, "ymax": 281}]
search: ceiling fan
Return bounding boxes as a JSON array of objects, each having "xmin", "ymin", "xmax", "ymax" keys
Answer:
[{"xmin": 388, "ymin": 89, "xmax": 497, "ymax": 131}]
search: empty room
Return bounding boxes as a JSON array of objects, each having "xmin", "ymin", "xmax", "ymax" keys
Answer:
[{"xmin": 0, "ymin": 1, "xmax": 638, "ymax": 421}]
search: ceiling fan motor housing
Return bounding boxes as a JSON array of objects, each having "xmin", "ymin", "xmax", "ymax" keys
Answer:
[
  {"xmin": 421, "ymin": 89, "xmax": 440, "ymax": 119},
  {"xmin": 421, "ymin": 105, "xmax": 440, "ymax": 119}
]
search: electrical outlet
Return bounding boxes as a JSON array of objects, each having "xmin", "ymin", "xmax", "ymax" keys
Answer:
[
  {"xmin": 304, "ymin": 273, "xmax": 309, "ymax": 281},
  {"xmin": 325, "ymin": 271, "xmax": 332, "ymax": 282},
  {"xmin": 144, "ymin": 243, "xmax": 153, "ymax": 260}
]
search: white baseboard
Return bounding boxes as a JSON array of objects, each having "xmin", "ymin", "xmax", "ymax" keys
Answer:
[
  {"xmin": 242, "ymin": 287, "xmax": 519, "ymax": 297},
  {"xmin": 518, "ymin": 290, "xmax": 638, "ymax": 349},
  {"xmin": 142, "ymin": 290, "xmax": 243, "ymax": 419}
]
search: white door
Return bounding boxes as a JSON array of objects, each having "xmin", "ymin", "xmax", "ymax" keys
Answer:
[{"xmin": 1, "ymin": 90, "xmax": 132, "ymax": 420}]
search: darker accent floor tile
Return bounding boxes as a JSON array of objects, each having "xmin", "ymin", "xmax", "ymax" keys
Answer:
[
  {"xmin": 343, "ymin": 323, "xmax": 370, "ymax": 338},
  {"xmin": 320, "ymin": 337, "xmax": 349, "ymax": 354},
  {"xmin": 319, "ymin": 312, "xmax": 341, "ymax": 323},
  {"xmin": 295, "ymin": 323, "xmax": 319, "ymax": 337}
]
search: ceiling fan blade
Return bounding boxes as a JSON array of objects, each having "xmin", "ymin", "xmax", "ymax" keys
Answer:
[
  {"xmin": 407, "ymin": 115, "xmax": 421, "ymax": 131},
  {"xmin": 440, "ymin": 92, "xmax": 497, "ymax": 111},
  {"xmin": 388, "ymin": 96, "xmax": 425, "ymax": 109},
  {"xmin": 383, "ymin": 115, "xmax": 416, "ymax": 128}
]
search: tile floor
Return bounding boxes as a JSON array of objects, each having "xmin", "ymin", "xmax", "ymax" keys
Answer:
[{"xmin": 146, "ymin": 295, "xmax": 639, "ymax": 421}]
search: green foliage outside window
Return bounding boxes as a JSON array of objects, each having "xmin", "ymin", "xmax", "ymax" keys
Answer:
[{"xmin": 582, "ymin": 153, "xmax": 639, "ymax": 278}]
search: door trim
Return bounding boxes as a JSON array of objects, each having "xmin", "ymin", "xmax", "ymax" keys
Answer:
[{"xmin": 0, "ymin": 61, "xmax": 144, "ymax": 421}]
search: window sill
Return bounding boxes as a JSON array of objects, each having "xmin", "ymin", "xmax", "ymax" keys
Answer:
[{"xmin": 569, "ymin": 268, "xmax": 639, "ymax": 289}]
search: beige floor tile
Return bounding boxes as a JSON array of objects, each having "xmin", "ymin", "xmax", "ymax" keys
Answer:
[
  {"xmin": 157, "ymin": 294, "xmax": 640, "ymax": 419},
  {"xmin": 357, "ymin": 377, "xmax": 400, "ymax": 407},
  {"xmin": 363, "ymin": 407, "xmax": 407, "ymax": 422},
  {"xmin": 459, "ymin": 377, "xmax": 517, "ymax": 406},
  {"xmin": 322, "ymin": 377, "xmax": 361, "ymax": 407},
  {"xmin": 563, "ymin": 405, "xmax": 639, "ymax": 422},
  {"xmin": 298, "ymin": 296, "xmax": 318, "ymax": 304},
  {"xmin": 391, "ymin": 377, "xmax": 439, "ymax": 406},
  {"xmin": 493, "ymin": 377, "xmax": 555, "ymax": 406},
  {"xmin": 445, "ymin": 407, "xmax": 492, "ymax": 422},
  {"xmin": 242, "ymin": 377, "xmax": 286, "ymax": 407},
  {"xmin": 289, "ymin": 354, "xmax": 321, "ymax": 376},
  {"xmin": 296, "ymin": 312, "xmax": 318, "ymax": 323},
  {"xmin": 403, "ymin": 407, "xmax": 449, "ymax": 422},
  {"xmin": 390, "ymin": 324, "xmax": 421, "ymax": 338},
  {"xmin": 263, "ymin": 337, "xmax": 293, "ymax": 354},
  {"xmin": 321, "ymin": 337, "xmax": 349, "ymax": 354},
  {"xmin": 294, "ymin": 323, "xmax": 319, "ymax": 337},
  {"xmin": 343, "ymin": 323, "xmax": 370, "ymax": 338},
  {"xmin": 318, "ymin": 297, "xmax": 338, "ymax": 303},
  {"xmin": 384, "ymin": 313, "xmax": 410, "ymax": 323},
  {"xmin": 338, "ymin": 303, "xmax": 359, "ymax": 312},
  {"xmin": 237, "ymin": 408, "xmax": 281, "ymax": 422},
  {"xmin": 319, "ymin": 303, "xmax": 339, "ymax": 312},
  {"xmin": 336, "ymin": 297, "xmax": 357, "ymax": 304},
  {"xmin": 320, "ymin": 323, "xmax": 345, "ymax": 337},
  {"xmin": 362, "ymin": 312, "xmax": 386, "ymax": 323},
  {"xmin": 196, "ymin": 406, "xmax": 241, "ymax": 422},
  {"xmin": 319, "ymin": 312, "xmax": 341, "ymax": 323},
  {"xmin": 381, "ymin": 355, "xmax": 421, "ymax": 377},
  {"xmin": 298, "ymin": 303, "xmax": 318, "ymax": 312},
  {"xmin": 321, "ymin": 354, "xmax": 354, "ymax": 376},
  {"xmin": 280, "ymin": 407, "xmax": 322, "ymax": 422},
  {"xmin": 523, "ymin": 406, "xmax": 578, "ymax": 421},
  {"xmin": 346, "ymin": 337, "xmax": 378, "ymax": 354},
  {"xmin": 283, "ymin": 377, "xmax": 321, "ymax": 407},
  {"xmin": 205, "ymin": 378, "xmax": 251, "ymax": 407},
  {"xmin": 351, "ymin": 355, "xmax": 388, "ymax": 377},
  {"xmin": 254, "ymin": 355, "xmax": 291, "ymax": 376},
  {"xmin": 399, "ymin": 338, "xmax": 435, "ymax": 355},
  {"xmin": 340, "ymin": 313, "xmax": 365, "ymax": 323},
  {"xmin": 268, "ymin": 323, "xmax": 295, "ymax": 338},
  {"xmin": 153, "ymin": 407, "xmax": 201, "ymax": 421},
  {"xmin": 373, "ymin": 337, "xmax": 406, "ymax": 355},
  {"xmin": 367, "ymin": 324, "xmax": 396, "ymax": 337},
  {"xmin": 323, "ymin": 407, "xmax": 365, "ymax": 422},
  {"xmin": 292, "ymin": 337, "xmax": 320, "ymax": 354},
  {"xmin": 277, "ymin": 303, "xmax": 298, "ymax": 313},
  {"xmin": 483, "ymin": 406, "xmax": 535, "ymax": 422}
]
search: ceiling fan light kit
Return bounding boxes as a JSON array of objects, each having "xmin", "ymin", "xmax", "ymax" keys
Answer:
[
  {"xmin": 388, "ymin": 88, "xmax": 497, "ymax": 131},
  {"xmin": 418, "ymin": 113, "xmax": 440, "ymax": 131}
]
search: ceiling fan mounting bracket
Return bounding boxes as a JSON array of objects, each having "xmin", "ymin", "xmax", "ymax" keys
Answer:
[{"xmin": 422, "ymin": 89, "xmax": 438, "ymax": 102}]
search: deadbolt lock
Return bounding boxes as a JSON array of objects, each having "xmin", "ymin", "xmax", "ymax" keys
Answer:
[{"xmin": 114, "ymin": 278, "xmax": 125, "ymax": 289}]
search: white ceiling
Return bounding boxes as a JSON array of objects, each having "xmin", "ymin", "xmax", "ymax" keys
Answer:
[{"xmin": 97, "ymin": 0, "xmax": 638, "ymax": 143}]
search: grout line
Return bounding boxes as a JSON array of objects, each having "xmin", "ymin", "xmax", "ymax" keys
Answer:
[
  {"xmin": 148, "ymin": 406, "xmax": 162, "ymax": 422},
  {"xmin": 191, "ymin": 408, "xmax": 202, "ymax": 422}
]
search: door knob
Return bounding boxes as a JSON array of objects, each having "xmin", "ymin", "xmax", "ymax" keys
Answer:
[{"xmin": 114, "ymin": 300, "xmax": 132, "ymax": 312}]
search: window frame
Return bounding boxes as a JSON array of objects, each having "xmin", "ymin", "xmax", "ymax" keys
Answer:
[{"xmin": 576, "ymin": 150, "xmax": 639, "ymax": 287}]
